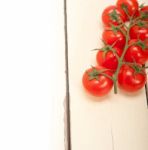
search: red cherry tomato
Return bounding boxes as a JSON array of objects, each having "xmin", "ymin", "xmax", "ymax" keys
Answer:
[
  {"xmin": 124, "ymin": 39, "xmax": 148, "ymax": 64},
  {"xmin": 82, "ymin": 66, "xmax": 113, "ymax": 97},
  {"xmin": 102, "ymin": 5, "xmax": 127, "ymax": 26},
  {"xmin": 118, "ymin": 64, "xmax": 146, "ymax": 92},
  {"xmin": 141, "ymin": 6, "xmax": 148, "ymax": 21},
  {"xmin": 130, "ymin": 24, "xmax": 148, "ymax": 41},
  {"xmin": 96, "ymin": 47, "xmax": 122, "ymax": 70},
  {"xmin": 116, "ymin": 0, "xmax": 139, "ymax": 19},
  {"xmin": 141, "ymin": 6, "xmax": 148, "ymax": 12},
  {"xmin": 102, "ymin": 28, "xmax": 126, "ymax": 49}
]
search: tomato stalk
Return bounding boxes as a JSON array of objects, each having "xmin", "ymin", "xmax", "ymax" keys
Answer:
[
  {"xmin": 92, "ymin": 17, "xmax": 134, "ymax": 94},
  {"xmin": 121, "ymin": 4, "xmax": 131, "ymax": 19},
  {"xmin": 113, "ymin": 17, "xmax": 134, "ymax": 94},
  {"xmin": 112, "ymin": 8, "xmax": 148, "ymax": 94}
]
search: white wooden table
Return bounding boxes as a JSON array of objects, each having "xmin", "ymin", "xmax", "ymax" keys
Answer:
[
  {"xmin": 66, "ymin": 0, "xmax": 148, "ymax": 149},
  {"xmin": 0, "ymin": 0, "xmax": 147, "ymax": 150}
]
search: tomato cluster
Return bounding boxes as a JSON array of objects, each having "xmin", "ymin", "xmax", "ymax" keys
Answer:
[{"xmin": 82, "ymin": 0, "xmax": 148, "ymax": 98}]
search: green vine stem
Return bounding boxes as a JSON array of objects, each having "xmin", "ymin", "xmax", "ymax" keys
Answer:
[{"xmin": 113, "ymin": 17, "xmax": 133, "ymax": 94}]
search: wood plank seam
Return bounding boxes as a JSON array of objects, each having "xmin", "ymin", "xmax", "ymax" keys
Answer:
[{"xmin": 64, "ymin": 0, "xmax": 72, "ymax": 149}]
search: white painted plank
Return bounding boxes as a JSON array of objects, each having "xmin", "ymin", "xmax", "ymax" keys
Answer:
[
  {"xmin": 0, "ymin": 0, "xmax": 65, "ymax": 150},
  {"xmin": 67, "ymin": 0, "xmax": 148, "ymax": 149}
]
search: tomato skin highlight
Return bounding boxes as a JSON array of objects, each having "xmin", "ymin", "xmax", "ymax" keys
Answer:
[
  {"xmin": 82, "ymin": 67, "xmax": 113, "ymax": 97},
  {"xmin": 116, "ymin": 0, "xmax": 139, "ymax": 19},
  {"xmin": 118, "ymin": 64, "xmax": 146, "ymax": 92},
  {"xmin": 124, "ymin": 39, "xmax": 148, "ymax": 64},
  {"xmin": 130, "ymin": 25, "xmax": 148, "ymax": 41},
  {"xmin": 102, "ymin": 29, "xmax": 126, "ymax": 49},
  {"xmin": 96, "ymin": 47, "xmax": 122, "ymax": 70},
  {"xmin": 102, "ymin": 5, "xmax": 126, "ymax": 26}
]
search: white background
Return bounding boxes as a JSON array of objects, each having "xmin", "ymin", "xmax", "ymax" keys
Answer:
[{"xmin": 0, "ymin": 0, "xmax": 65, "ymax": 150}]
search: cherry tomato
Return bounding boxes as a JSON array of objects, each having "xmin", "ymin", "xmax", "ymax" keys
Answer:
[
  {"xmin": 102, "ymin": 28, "xmax": 126, "ymax": 49},
  {"xmin": 141, "ymin": 6, "xmax": 148, "ymax": 21},
  {"xmin": 130, "ymin": 24, "xmax": 148, "ymax": 41},
  {"xmin": 96, "ymin": 47, "xmax": 122, "ymax": 70},
  {"xmin": 118, "ymin": 64, "xmax": 146, "ymax": 92},
  {"xmin": 102, "ymin": 5, "xmax": 127, "ymax": 26},
  {"xmin": 141, "ymin": 6, "xmax": 148, "ymax": 12},
  {"xmin": 124, "ymin": 39, "xmax": 148, "ymax": 64},
  {"xmin": 116, "ymin": 0, "xmax": 139, "ymax": 19},
  {"xmin": 82, "ymin": 66, "xmax": 113, "ymax": 97}
]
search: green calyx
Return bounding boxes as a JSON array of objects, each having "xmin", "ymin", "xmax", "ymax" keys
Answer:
[
  {"xmin": 132, "ymin": 64, "xmax": 144, "ymax": 75},
  {"xmin": 136, "ymin": 40, "xmax": 146, "ymax": 50},
  {"xmin": 111, "ymin": 25, "xmax": 120, "ymax": 33},
  {"xmin": 88, "ymin": 67, "xmax": 111, "ymax": 81},
  {"xmin": 102, "ymin": 46, "xmax": 111, "ymax": 51},
  {"xmin": 102, "ymin": 45, "xmax": 113, "ymax": 59},
  {"xmin": 133, "ymin": 65, "xmax": 141, "ymax": 73},
  {"xmin": 137, "ymin": 21, "xmax": 147, "ymax": 27},
  {"xmin": 140, "ymin": 12, "xmax": 148, "ymax": 20},
  {"xmin": 109, "ymin": 9, "xmax": 120, "ymax": 22},
  {"xmin": 137, "ymin": 21, "xmax": 144, "ymax": 27},
  {"xmin": 88, "ymin": 68, "xmax": 100, "ymax": 80},
  {"xmin": 139, "ymin": 3, "xmax": 145, "ymax": 9},
  {"xmin": 121, "ymin": 4, "xmax": 129, "ymax": 15}
]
